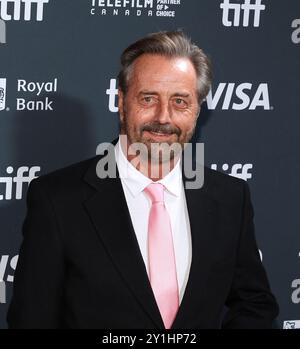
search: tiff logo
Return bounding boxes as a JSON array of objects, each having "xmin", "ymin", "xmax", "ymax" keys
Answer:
[
  {"xmin": 0, "ymin": 166, "xmax": 40, "ymax": 200},
  {"xmin": 220, "ymin": 0, "xmax": 265, "ymax": 27},
  {"xmin": 211, "ymin": 163, "xmax": 253, "ymax": 181},
  {"xmin": 0, "ymin": 0, "xmax": 49, "ymax": 21}
]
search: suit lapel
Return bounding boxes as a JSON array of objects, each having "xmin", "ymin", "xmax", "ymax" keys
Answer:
[
  {"xmin": 83, "ymin": 155, "xmax": 164, "ymax": 329},
  {"xmin": 172, "ymin": 169, "xmax": 219, "ymax": 329}
]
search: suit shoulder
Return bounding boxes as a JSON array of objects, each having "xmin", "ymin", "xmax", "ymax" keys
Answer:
[
  {"xmin": 203, "ymin": 166, "xmax": 248, "ymax": 204},
  {"xmin": 204, "ymin": 165, "xmax": 246, "ymax": 187},
  {"xmin": 28, "ymin": 155, "xmax": 101, "ymax": 196}
]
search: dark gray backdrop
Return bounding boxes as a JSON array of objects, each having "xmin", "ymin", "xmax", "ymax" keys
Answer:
[{"xmin": 0, "ymin": 0, "xmax": 299, "ymax": 329}]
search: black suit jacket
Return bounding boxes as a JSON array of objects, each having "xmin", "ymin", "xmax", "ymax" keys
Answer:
[{"xmin": 7, "ymin": 147, "xmax": 279, "ymax": 329}]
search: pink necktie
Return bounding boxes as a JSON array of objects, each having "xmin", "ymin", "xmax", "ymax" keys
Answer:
[{"xmin": 144, "ymin": 183, "xmax": 179, "ymax": 329}]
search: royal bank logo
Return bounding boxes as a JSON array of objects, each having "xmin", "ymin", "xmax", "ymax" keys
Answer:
[
  {"xmin": 220, "ymin": 0, "xmax": 265, "ymax": 27},
  {"xmin": 0, "ymin": 78, "xmax": 7, "ymax": 111},
  {"xmin": 0, "ymin": 0, "xmax": 50, "ymax": 44},
  {"xmin": 283, "ymin": 320, "xmax": 300, "ymax": 329},
  {"xmin": 0, "ymin": 77, "xmax": 58, "ymax": 112},
  {"xmin": 90, "ymin": 0, "xmax": 182, "ymax": 18},
  {"xmin": 291, "ymin": 19, "xmax": 300, "ymax": 44}
]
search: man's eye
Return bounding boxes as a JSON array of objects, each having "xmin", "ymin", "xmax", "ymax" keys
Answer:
[
  {"xmin": 143, "ymin": 96, "xmax": 153, "ymax": 103},
  {"xmin": 174, "ymin": 98, "xmax": 187, "ymax": 106}
]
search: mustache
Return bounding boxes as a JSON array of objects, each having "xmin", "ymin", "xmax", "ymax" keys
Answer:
[{"xmin": 141, "ymin": 122, "xmax": 181, "ymax": 136}]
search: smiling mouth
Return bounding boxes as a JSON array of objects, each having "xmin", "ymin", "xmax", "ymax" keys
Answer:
[{"xmin": 144, "ymin": 130, "xmax": 174, "ymax": 137}]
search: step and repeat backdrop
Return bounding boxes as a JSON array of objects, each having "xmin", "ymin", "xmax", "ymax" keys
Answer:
[{"xmin": 0, "ymin": 0, "xmax": 299, "ymax": 329}]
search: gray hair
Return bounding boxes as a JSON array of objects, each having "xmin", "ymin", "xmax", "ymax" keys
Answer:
[{"xmin": 118, "ymin": 30, "xmax": 212, "ymax": 104}]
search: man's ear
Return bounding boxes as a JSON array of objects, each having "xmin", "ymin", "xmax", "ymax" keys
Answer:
[{"xmin": 118, "ymin": 89, "xmax": 124, "ymax": 122}]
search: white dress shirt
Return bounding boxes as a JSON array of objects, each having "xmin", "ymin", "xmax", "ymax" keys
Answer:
[{"xmin": 115, "ymin": 138, "xmax": 192, "ymax": 303}]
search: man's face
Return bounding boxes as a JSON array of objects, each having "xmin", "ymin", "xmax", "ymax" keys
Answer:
[{"xmin": 118, "ymin": 54, "xmax": 200, "ymax": 159}]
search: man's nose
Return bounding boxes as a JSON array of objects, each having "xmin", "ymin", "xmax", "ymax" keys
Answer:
[{"xmin": 155, "ymin": 100, "xmax": 172, "ymax": 124}]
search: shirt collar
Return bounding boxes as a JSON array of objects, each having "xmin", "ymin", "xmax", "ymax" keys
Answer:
[{"xmin": 115, "ymin": 137, "xmax": 182, "ymax": 198}]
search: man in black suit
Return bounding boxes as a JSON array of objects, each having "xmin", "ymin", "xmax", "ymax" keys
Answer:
[{"xmin": 7, "ymin": 31, "xmax": 279, "ymax": 329}]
